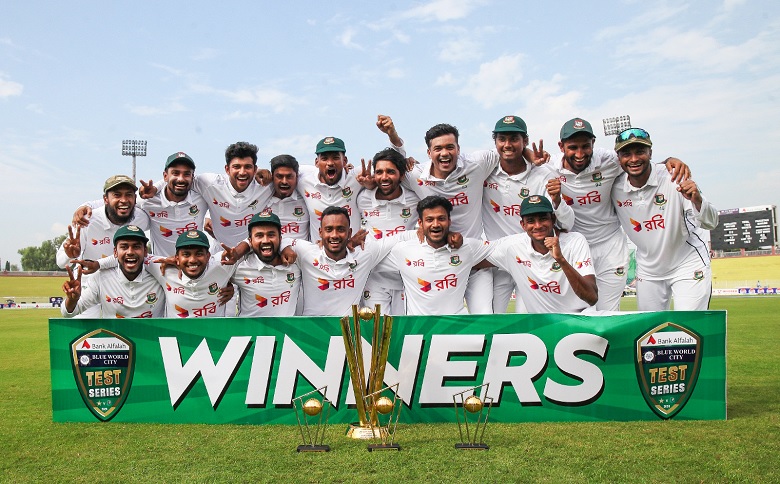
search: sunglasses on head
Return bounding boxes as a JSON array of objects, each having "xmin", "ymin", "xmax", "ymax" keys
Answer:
[{"xmin": 616, "ymin": 128, "xmax": 650, "ymax": 142}]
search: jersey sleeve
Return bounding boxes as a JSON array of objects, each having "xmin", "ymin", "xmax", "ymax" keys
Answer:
[
  {"xmin": 467, "ymin": 150, "xmax": 500, "ymax": 178},
  {"xmin": 61, "ymin": 271, "xmax": 102, "ymax": 318},
  {"xmin": 689, "ymin": 197, "xmax": 719, "ymax": 230},
  {"xmin": 466, "ymin": 237, "xmax": 494, "ymax": 265},
  {"xmin": 484, "ymin": 236, "xmax": 514, "ymax": 272},
  {"xmin": 566, "ymin": 234, "xmax": 596, "ymax": 277}
]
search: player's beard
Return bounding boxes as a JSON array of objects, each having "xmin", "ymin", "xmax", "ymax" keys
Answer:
[{"xmin": 105, "ymin": 204, "xmax": 133, "ymax": 225}]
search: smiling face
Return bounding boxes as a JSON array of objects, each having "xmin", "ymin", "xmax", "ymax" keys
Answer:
[
  {"xmin": 225, "ymin": 156, "xmax": 257, "ymax": 193},
  {"xmin": 319, "ymin": 212, "xmax": 351, "ymax": 260},
  {"xmin": 374, "ymin": 159, "xmax": 402, "ymax": 199},
  {"xmin": 163, "ymin": 162, "xmax": 194, "ymax": 201},
  {"xmin": 114, "ymin": 238, "xmax": 147, "ymax": 279},
  {"xmin": 315, "ymin": 151, "xmax": 346, "ymax": 186},
  {"xmin": 495, "ymin": 132, "xmax": 527, "ymax": 164},
  {"xmin": 618, "ymin": 144, "xmax": 653, "ymax": 183},
  {"xmin": 420, "ymin": 205, "xmax": 451, "ymax": 248},
  {"xmin": 521, "ymin": 212, "xmax": 555, "ymax": 244},
  {"xmin": 558, "ymin": 133, "xmax": 595, "ymax": 174},
  {"xmin": 103, "ymin": 186, "xmax": 137, "ymax": 225},
  {"xmin": 176, "ymin": 246, "xmax": 210, "ymax": 279},
  {"xmin": 272, "ymin": 166, "xmax": 297, "ymax": 199},
  {"xmin": 427, "ymin": 133, "xmax": 460, "ymax": 179},
  {"xmin": 249, "ymin": 224, "xmax": 281, "ymax": 264}
]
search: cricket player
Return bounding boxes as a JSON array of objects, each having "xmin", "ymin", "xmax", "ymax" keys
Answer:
[
  {"xmin": 61, "ymin": 225, "xmax": 165, "ymax": 318},
  {"xmin": 57, "ymin": 175, "xmax": 151, "ymax": 318},
  {"xmin": 611, "ymin": 128, "xmax": 718, "ymax": 311},
  {"xmin": 261, "ymin": 154, "xmax": 310, "ymax": 241},
  {"xmin": 230, "ymin": 212, "xmax": 301, "ymax": 316},
  {"xmin": 357, "ymin": 147, "xmax": 420, "ymax": 314},
  {"xmin": 550, "ymin": 118, "xmax": 689, "ymax": 312},
  {"xmin": 482, "ymin": 195, "xmax": 597, "ymax": 313},
  {"xmin": 380, "ymin": 196, "xmax": 492, "ymax": 316}
]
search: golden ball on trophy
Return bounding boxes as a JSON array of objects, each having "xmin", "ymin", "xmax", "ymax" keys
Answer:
[
  {"xmin": 375, "ymin": 396, "xmax": 394, "ymax": 415},
  {"xmin": 464, "ymin": 395, "xmax": 483, "ymax": 413},
  {"xmin": 358, "ymin": 306, "xmax": 375, "ymax": 320},
  {"xmin": 302, "ymin": 398, "xmax": 323, "ymax": 416}
]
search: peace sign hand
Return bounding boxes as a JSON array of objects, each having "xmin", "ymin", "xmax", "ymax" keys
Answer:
[
  {"xmin": 139, "ymin": 180, "xmax": 157, "ymax": 199},
  {"xmin": 531, "ymin": 140, "xmax": 550, "ymax": 166},
  {"xmin": 63, "ymin": 225, "xmax": 82, "ymax": 258},
  {"xmin": 62, "ymin": 265, "xmax": 83, "ymax": 311},
  {"xmin": 357, "ymin": 158, "xmax": 377, "ymax": 189}
]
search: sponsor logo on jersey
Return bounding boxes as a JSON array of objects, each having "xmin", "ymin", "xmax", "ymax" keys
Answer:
[
  {"xmin": 189, "ymin": 205, "xmax": 200, "ymax": 216},
  {"xmin": 159, "ymin": 226, "xmax": 174, "ymax": 238},
  {"xmin": 293, "ymin": 206, "xmax": 305, "ymax": 217},
  {"xmin": 371, "ymin": 227, "xmax": 383, "ymax": 239},
  {"xmin": 146, "ymin": 292, "xmax": 158, "ymax": 304},
  {"xmin": 576, "ymin": 258, "xmax": 592, "ymax": 269},
  {"xmin": 406, "ymin": 258, "xmax": 424, "ymax": 267},
  {"xmin": 516, "ymin": 257, "xmax": 531, "ymax": 267},
  {"xmin": 449, "ymin": 192, "xmax": 469, "ymax": 206},
  {"xmin": 92, "ymin": 237, "xmax": 110, "ymax": 246},
  {"xmin": 489, "ymin": 199, "xmax": 500, "ymax": 213},
  {"xmin": 654, "ymin": 194, "xmax": 667, "ymax": 206},
  {"xmin": 562, "ymin": 194, "xmax": 575, "ymax": 206},
  {"xmin": 616, "ymin": 199, "xmax": 633, "ymax": 207},
  {"xmin": 417, "ymin": 179, "xmax": 436, "ymax": 187},
  {"xmin": 528, "ymin": 276, "xmax": 561, "ymax": 294},
  {"xmin": 244, "ymin": 276, "xmax": 264, "ymax": 284},
  {"xmin": 314, "ymin": 209, "xmax": 323, "ymax": 221},
  {"xmin": 212, "ymin": 198, "xmax": 230, "ymax": 208},
  {"xmin": 631, "ymin": 215, "xmax": 666, "ymax": 232},
  {"xmin": 219, "ymin": 216, "xmax": 231, "ymax": 227},
  {"xmin": 317, "ymin": 278, "xmax": 330, "ymax": 290},
  {"xmin": 70, "ymin": 329, "xmax": 135, "ymax": 421},
  {"xmin": 208, "ymin": 283, "xmax": 219, "ymax": 295},
  {"xmin": 449, "ymin": 255, "xmax": 461, "ymax": 266},
  {"xmin": 630, "ymin": 218, "xmax": 642, "ymax": 232},
  {"xmin": 255, "ymin": 294, "xmax": 268, "ymax": 308},
  {"xmin": 635, "ymin": 323, "xmax": 702, "ymax": 419},
  {"xmin": 418, "ymin": 278, "xmax": 432, "ymax": 293},
  {"xmin": 693, "ymin": 270, "xmax": 704, "ymax": 280},
  {"xmin": 174, "ymin": 304, "xmax": 189, "ymax": 318}
]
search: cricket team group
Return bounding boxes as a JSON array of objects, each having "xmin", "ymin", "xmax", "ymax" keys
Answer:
[{"xmin": 58, "ymin": 114, "xmax": 718, "ymax": 320}]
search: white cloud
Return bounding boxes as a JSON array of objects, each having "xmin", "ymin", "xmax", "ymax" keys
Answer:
[
  {"xmin": 338, "ymin": 27, "xmax": 364, "ymax": 50},
  {"xmin": 434, "ymin": 72, "xmax": 457, "ymax": 86},
  {"xmin": 401, "ymin": 0, "xmax": 488, "ymax": 22},
  {"xmin": 438, "ymin": 38, "xmax": 482, "ymax": 63},
  {"xmin": 0, "ymin": 74, "xmax": 23, "ymax": 98},
  {"xmin": 458, "ymin": 53, "xmax": 525, "ymax": 108}
]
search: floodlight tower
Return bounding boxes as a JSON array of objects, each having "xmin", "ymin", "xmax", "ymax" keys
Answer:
[
  {"xmin": 121, "ymin": 140, "xmax": 147, "ymax": 183},
  {"xmin": 603, "ymin": 115, "xmax": 632, "ymax": 136}
]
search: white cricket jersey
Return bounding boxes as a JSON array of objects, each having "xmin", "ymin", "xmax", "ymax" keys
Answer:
[
  {"xmin": 192, "ymin": 173, "xmax": 274, "ymax": 246},
  {"xmin": 383, "ymin": 238, "xmax": 493, "ymax": 315},
  {"xmin": 231, "ymin": 254, "xmax": 301, "ymax": 316},
  {"xmin": 289, "ymin": 232, "xmax": 413, "ymax": 316},
  {"xmin": 61, "ymin": 266, "xmax": 165, "ymax": 319},
  {"xmin": 296, "ymin": 165, "xmax": 362, "ymax": 238},
  {"xmin": 144, "ymin": 252, "xmax": 237, "ymax": 318},
  {"xmin": 261, "ymin": 192, "xmax": 310, "ymax": 241},
  {"xmin": 487, "ymin": 231, "xmax": 595, "ymax": 313},
  {"xmin": 404, "ymin": 154, "xmax": 497, "ymax": 238},
  {"xmin": 479, "ymin": 151, "xmax": 575, "ymax": 238},
  {"xmin": 358, "ymin": 187, "xmax": 421, "ymax": 292},
  {"xmin": 612, "ymin": 164, "xmax": 718, "ymax": 280},
  {"xmin": 139, "ymin": 181, "xmax": 207, "ymax": 256},
  {"xmin": 549, "ymin": 147, "xmax": 622, "ymax": 246}
]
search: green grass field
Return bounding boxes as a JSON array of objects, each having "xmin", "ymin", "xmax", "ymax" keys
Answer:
[{"xmin": 1, "ymin": 292, "xmax": 779, "ymax": 482}]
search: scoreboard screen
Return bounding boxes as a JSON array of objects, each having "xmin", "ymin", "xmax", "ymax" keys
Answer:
[{"xmin": 710, "ymin": 205, "xmax": 776, "ymax": 251}]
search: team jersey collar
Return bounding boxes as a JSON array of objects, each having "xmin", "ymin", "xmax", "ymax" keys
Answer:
[
  {"xmin": 161, "ymin": 188, "xmax": 195, "ymax": 207},
  {"xmin": 272, "ymin": 189, "xmax": 302, "ymax": 202},
  {"xmin": 114, "ymin": 265, "xmax": 151, "ymax": 283},
  {"xmin": 621, "ymin": 163, "xmax": 661, "ymax": 193},
  {"xmin": 370, "ymin": 186, "xmax": 411, "ymax": 206},
  {"xmin": 318, "ymin": 245, "xmax": 359, "ymax": 266},
  {"xmin": 495, "ymin": 159, "xmax": 533, "ymax": 181},
  {"xmin": 420, "ymin": 156, "xmax": 465, "ymax": 182}
]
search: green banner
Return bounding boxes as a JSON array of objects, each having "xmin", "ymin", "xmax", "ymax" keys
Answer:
[{"xmin": 50, "ymin": 311, "xmax": 726, "ymax": 424}]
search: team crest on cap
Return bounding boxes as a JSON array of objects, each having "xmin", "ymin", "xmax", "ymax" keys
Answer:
[
  {"xmin": 259, "ymin": 208, "xmax": 272, "ymax": 216},
  {"xmin": 127, "ymin": 225, "xmax": 141, "ymax": 232},
  {"xmin": 654, "ymin": 194, "xmax": 667, "ymax": 206},
  {"xmin": 573, "ymin": 119, "xmax": 585, "ymax": 129},
  {"xmin": 186, "ymin": 231, "xmax": 199, "ymax": 238},
  {"xmin": 293, "ymin": 207, "xmax": 304, "ymax": 217},
  {"xmin": 693, "ymin": 270, "xmax": 704, "ymax": 280},
  {"xmin": 323, "ymin": 137, "xmax": 335, "ymax": 145},
  {"xmin": 529, "ymin": 195, "xmax": 542, "ymax": 204},
  {"xmin": 551, "ymin": 262, "xmax": 562, "ymax": 272},
  {"xmin": 189, "ymin": 205, "xmax": 200, "ymax": 216},
  {"xmin": 503, "ymin": 116, "xmax": 515, "ymax": 124},
  {"xmin": 146, "ymin": 292, "xmax": 158, "ymax": 304},
  {"xmin": 401, "ymin": 208, "xmax": 412, "ymax": 219},
  {"xmin": 592, "ymin": 172, "xmax": 603, "ymax": 182},
  {"xmin": 342, "ymin": 187, "xmax": 352, "ymax": 198},
  {"xmin": 519, "ymin": 188, "xmax": 530, "ymax": 198},
  {"xmin": 457, "ymin": 176, "xmax": 469, "ymax": 186},
  {"xmin": 449, "ymin": 255, "xmax": 461, "ymax": 266}
]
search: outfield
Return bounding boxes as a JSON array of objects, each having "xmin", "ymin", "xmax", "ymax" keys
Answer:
[{"xmin": 1, "ymin": 295, "xmax": 778, "ymax": 481}]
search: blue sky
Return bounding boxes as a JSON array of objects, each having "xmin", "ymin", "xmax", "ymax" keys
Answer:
[{"xmin": 1, "ymin": 0, "xmax": 779, "ymax": 266}]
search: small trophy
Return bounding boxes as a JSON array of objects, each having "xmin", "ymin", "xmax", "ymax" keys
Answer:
[
  {"xmin": 292, "ymin": 386, "xmax": 331, "ymax": 452},
  {"xmin": 340, "ymin": 304, "xmax": 395, "ymax": 441},
  {"xmin": 365, "ymin": 383, "xmax": 402, "ymax": 451},
  {"xmin": 453, "ymin": 383, "xmax": 493, "ymax": 450}
]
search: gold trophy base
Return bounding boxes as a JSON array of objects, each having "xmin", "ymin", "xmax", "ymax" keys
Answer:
[
  {"xmin": 297, "ymin": 445, "xmax": 330, "ymax": 453},
  {"xmin": 345, "ymin": 423, "xmax": 381, "ymax": 440},
  {"xmin": 455, "ymin": 442, "xmax": 489, "ymax": 450},
  {"xmin": 368, "ymin": 443, "xmax": 401, "ymax": 452}
]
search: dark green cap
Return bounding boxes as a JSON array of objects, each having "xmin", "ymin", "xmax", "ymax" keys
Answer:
[
  {"xmin": 520, "ymin": 195, "xmax": 554, "ymax": 217},
  {"xmin": 113, "ymin": 225, "xmax": 148, "ymax": 245},
  {"xmin": 165, "ymin": 152, "xmax": 196, "ymax": 170},
  {"xmin": 315, "ymin": 137, "xmax": 346, "ymax": 154},
  {"xmin": 560, "ymin": 118, "xmax": 595, "ymax": 141},
  {"xmin": 248, "ymin": 211, "xmax": 282, "ymax": 235},
  {"xmin": 493, "ymin": 115, "xmax": 527, "ymax": 134},
  {"xmin": 175, "ymin": 230, "xmax": 210, "ymax": 250},
  {"xmin": 103, "ymin": 174, "xmax": 137, "ymax": 194}
]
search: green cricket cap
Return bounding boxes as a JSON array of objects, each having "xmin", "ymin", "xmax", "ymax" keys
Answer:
[
  {"xmin": 165, "ymin": 152, "xmax": 196, "ymax": 170},
  {"xmin": 175, "ymin": 230, "xmax": 210, "ymax": 250},
  {"xmin": 493, "ymin": 115, "xmax": 528, "ymax": 134},
  {"xmin": 560, "ymin": 118, "xmax": 595, "ymax": 141},
  {"xmin": 113, "ymin": 225, "xmax": 148, "ymax": 245},
  {"xmin": 315, "ymin": 137, "xmax": 346, "ymax": 154},
  {"xmin": 520, "ymin": 195, "xmax": 554, "ymax": 216}
]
